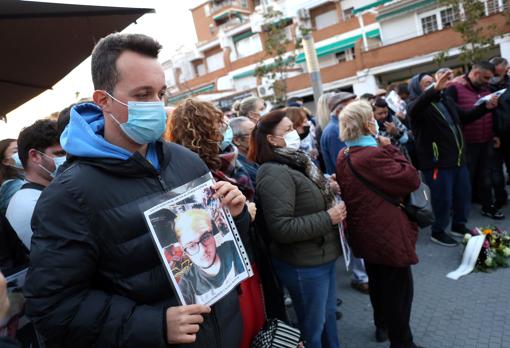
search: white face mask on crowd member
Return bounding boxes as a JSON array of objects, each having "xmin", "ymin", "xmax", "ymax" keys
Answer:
[{"xmin": 282, "ymin": 130, "xmax": 301, "ymax": 151}]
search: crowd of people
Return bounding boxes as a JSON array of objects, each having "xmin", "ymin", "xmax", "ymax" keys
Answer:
[{"xmin": 0, "ymin": 32, "xmax": 508, "ymax": 348}]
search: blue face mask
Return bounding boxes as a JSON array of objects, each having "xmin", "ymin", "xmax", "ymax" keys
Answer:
[
  {"xmin": 38, "ymin": 152, "xmax": 66, "ymax": 178},
  {"xmin": 11, "ymin": 152, "xmax": 23, "ymax": 169},
  {"xmin": 221, "ymin": 125, "xmax": 233, "ymax": 151},
  {"xmin": 105, "ymin": 92, "xmax": 167, "ymax": 145}
]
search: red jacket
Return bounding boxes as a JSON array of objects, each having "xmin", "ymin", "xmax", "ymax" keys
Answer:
[
  {"xmin": 336, "ymin": 145, "xmax": 420, "ymax": 267},
  {"xmin": 449, "ymin": 76, "xmax": 493, "ymax": 143}
]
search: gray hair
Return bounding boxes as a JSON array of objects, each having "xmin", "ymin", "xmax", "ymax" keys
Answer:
[
  {"xmin": 238, "ymin": 97, "xmax": 261, "ymax": 116},
  {"xmin": 490, "ymin": 57, "xmax": 509, "ymax": 67},
  {"xmin": 435, "ymin": 67, "xmax": 453, "ymax": 75},
  {"xmin": 339, "ymin": 100, "xmax": 374, "ymax": 142},
  {"xmin": 229, "ymin": 116, "xmax": 253, "ymax": 137}
]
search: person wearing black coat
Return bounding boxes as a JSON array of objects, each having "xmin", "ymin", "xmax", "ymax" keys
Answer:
[
  {"xmin": 489, "ymin": 57, "xmax": 510, "ymax": 207},
  {"xmin": 407, "ymin": 70, "xmax": 497, "ymax": 247},
  {"xmin": 23, "ymin": 33, "xmax": 249, "ymax": 348}
]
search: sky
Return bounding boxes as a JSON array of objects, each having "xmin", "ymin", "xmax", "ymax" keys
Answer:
[{"xmin": 0, "ymin": 0, "xmax": 205, "ymax": 139}]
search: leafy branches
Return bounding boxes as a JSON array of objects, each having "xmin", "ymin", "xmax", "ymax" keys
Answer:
[
  {"xmin": 435, "ymin": 0, "xmax": 500, "ymax": 65},
  {"xmin": 254, "ymin": 6, "xmax": 297, "ymax": 103}
]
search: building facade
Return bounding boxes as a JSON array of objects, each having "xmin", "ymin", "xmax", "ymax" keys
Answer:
[{"xmin": 164, "ymin": 0, "xmax": 510, "ymax": 108}]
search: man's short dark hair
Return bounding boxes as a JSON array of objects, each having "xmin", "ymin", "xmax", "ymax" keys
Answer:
[
  {"xmin": 490, "ymin": 57, "xmax": 509, "ymax": 67},
  {"xmin": 472, "ymin": 61, "xmax": 495, "ymax": 74},
  {"xmin": 17, "ymin": 120, "xmax": 59, "ymax": 168},
  {"xmin": 397, "ymin": 83, "xmax": 409, "ymax": 96},
  {"xmin": 91, "ymin": 33, "xmax": 163, "ymax": 93}
]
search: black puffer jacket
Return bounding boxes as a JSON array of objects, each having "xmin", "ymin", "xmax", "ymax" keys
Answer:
[{"xmin": 24, "ymin": 141, "xmax": 249, "ymax": 348}]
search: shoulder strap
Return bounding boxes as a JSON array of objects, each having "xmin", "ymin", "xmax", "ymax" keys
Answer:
[{"xmin": 344, "ymin": 148, "xmax": 402, "ymax": 208}]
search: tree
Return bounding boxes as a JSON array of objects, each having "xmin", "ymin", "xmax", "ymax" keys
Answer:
[
  {"xmin": 254, "ymin": 6, "xmax": 300, "ymax": 104},
  {"xmin": 435, "ymin": 0, "xmax": 500, "ymax": 65}
]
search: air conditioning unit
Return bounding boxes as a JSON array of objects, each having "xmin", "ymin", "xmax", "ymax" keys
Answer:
[{"xmin": 257, "ymin": 83, "xmax": 273, "ymax": 97}]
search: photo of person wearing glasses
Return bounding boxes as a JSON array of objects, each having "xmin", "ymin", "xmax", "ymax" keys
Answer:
[{"xmin": 174, "ymin": 208, "xmax": 244, "ymax": 304}]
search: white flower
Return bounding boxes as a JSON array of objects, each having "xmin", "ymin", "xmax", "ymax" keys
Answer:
[
  {"xmin": 463, "ymin": 234, "xmax": 472, "ymax": 243},
  {"xmin": 485, "ymin": 257, "xmax": 494, "ymax": 267},
  {"xmin": 503, "ymin": 248, "xmax": 510, "ymax": 257}
]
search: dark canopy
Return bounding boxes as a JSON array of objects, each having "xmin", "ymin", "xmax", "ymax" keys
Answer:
[{"xmin": 0, "ymin": 0, "xmax": 154, "ymax": 118}]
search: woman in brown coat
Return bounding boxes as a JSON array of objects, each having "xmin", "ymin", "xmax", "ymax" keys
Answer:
[{"xmin": 335, "ymin": 100, "xmax": 423, "ymax": 348}]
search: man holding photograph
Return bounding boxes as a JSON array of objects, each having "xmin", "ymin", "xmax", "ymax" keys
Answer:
[
  {"xmin": 175, "ymin": 209, "xmax": 244, "ymax": 304},
  {"xmin": 23, "ymin": 33, "xmax": 250, "ymax": 348}
]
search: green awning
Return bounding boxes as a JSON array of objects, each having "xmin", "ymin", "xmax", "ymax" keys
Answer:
[
  {"xmin": 167, "ymin": 83, "xmax": 215, "ymax": 104},
  {"xmin": 295, "ymin": 29, "xmax": 380, "ymax": 64},
  {"xmin": 352, "ymin": 0, "xmax": 393, "ymax": 15},
  {"xmin": 233, "ymin": 30, "xmax": 255, "ymax": 43},
  {"xmin": 233, "ymin": 69, "xmax": 255, "ymax": 80},
  {"xmin": 377, "ymin": 0, "xmax": 437, "ymax": 21}
]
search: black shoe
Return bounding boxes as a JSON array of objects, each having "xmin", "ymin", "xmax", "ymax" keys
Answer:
[
  {"xmin": 430, "ymin": 232, "xmax": 458, "ymax": 247},
  {"xmin": 336, "ymin": 310, "xmax": 343, "ymax": 320},
  {"xmin": 450, "ymin": 225, "xmax": 471, "ymax": 238},
  {"xmin": 375, "ymin": 328, "xmax": 388, "ymax": 342},
  {"xmin": 481, "ymin": 206, "xmax": 505, "ymax": 220},
  {"xmin": 336, "ymin": 298, "xmax": 343, "ymax": 307}
]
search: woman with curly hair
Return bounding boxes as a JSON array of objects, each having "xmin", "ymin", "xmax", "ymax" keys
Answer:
[
  {"xmin": 169, "ymin": 98, "xmax": 255, "ymax": 201},
  {"xmin": 169, "ymin": 98, "xmax": 264, "ymax": 348}
]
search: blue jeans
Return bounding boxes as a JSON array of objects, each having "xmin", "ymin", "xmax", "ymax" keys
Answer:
[
  {"xmin": 423, "ymin": 165, "xmax": 471, "ymax": 235},
  {"xmin": 272, "ymin": 258, "xmax": 339, "ymax": 348}
]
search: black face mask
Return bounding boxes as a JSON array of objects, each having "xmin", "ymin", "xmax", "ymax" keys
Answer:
[{"xmin": 299, "ymin": 125, "xmax": 311, "ymax": 140}]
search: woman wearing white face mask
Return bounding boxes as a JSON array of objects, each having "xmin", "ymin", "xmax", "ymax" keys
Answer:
[{"xmin": 248, "ymin": 110, "xmax": 346, "ymax": 348}]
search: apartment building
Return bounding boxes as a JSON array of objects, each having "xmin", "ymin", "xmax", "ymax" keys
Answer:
[{"xmin": 164, "ymin": 0, "xmax": 510, "ymax": 108}]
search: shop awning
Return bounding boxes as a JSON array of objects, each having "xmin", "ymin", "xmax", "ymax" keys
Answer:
[
  {"xmin": 377, "ymin": 0, "xmax": 437, "ymax": 21},
  {"xmin": 1, "ymin": 0, "xmax": 154, "ymax": 118},
  {"xmin": 295, "ymin": 29, "xmax": 381, "ymax": 64}
]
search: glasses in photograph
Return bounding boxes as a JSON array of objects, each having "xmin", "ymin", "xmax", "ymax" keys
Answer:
[{"xmin": 184, "ymin": 231, "xmax": 215, "ymax": 255}]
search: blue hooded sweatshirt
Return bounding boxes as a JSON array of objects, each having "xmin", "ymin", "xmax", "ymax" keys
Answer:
[{"xmin": 61, "ymin": 103, "xmax": 160, "ymax": 171}]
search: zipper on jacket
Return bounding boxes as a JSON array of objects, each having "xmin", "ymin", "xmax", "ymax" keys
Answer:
[
  {"xmin": 156, "ymin": 174, "xmax": 169, "ymax": 192},
  {"xmin": 431, "ymin": 103, "xmax": 464, "ymax": 167}
]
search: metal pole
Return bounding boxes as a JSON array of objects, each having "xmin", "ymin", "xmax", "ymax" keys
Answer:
[{"xmin": 302, "ymin": 32, "xmax": 323, "ymax": 103}]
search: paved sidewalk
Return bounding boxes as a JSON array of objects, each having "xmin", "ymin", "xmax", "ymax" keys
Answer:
[{"xmin": 335, "ymin": 203, "xmax": 510, "ymax": 348}]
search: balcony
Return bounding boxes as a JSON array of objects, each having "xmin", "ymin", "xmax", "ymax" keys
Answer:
[{"xmin": 210, "ymin": 0, "xmax": 251, "ymax": 23}]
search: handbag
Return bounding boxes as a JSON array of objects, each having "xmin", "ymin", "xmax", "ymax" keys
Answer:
[
  {"xmin": 251, "ymin": 319, "xmax": 301, "ymax": 348},
  {"xmin": 345, "ymin": 148, "xmax": 435, "ymax": 228}
]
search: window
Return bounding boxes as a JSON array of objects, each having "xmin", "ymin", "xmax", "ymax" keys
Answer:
[
  {"xmin": 343, "ymin": 7, "xmax": 353, "ymax": 21},
  {"xmin": 335, "ymin": 48, "xmax": 355, "ymax": 63},
  {"xmin": 315, "ymin": 10, "xmax": 339, "ymax": 30},
  {"xmin": 196, "ymin": 63, "xmax": 206, "ymax": 76},
  {"xmin": 440, "ymin": 7, "xmax": 459, "ymax": 28},
  {"xmin": 235, "ymin": 33, "xmax": 263, "ymax": 58},
  {"xmin": 421, "ymin": 14, "xmax": 438, "ymax": 34},
  {"xmin": 485, "ymin": 0, "xmax": 502, "ymax": 15},
  {"xmin": 206, "ymin": 51, "xmax": 225, "ymax": 72}
]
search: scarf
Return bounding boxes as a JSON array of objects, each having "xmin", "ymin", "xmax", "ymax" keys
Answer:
[
  {"xmin": 345, "ymin": 135, "xmax": 378, "ymax": 148},
  {"xmin": 273, "ymin": 148, "xmax": 336, "ymax": 208},
  {"xmin": 213, "ymin": 145, "xmax": 255, "ymax": 201}
]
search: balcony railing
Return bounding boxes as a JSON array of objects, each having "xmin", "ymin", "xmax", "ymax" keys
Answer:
[{"xmin": 209, "ymin": 0, "xmax": 250, "ymax": 16}]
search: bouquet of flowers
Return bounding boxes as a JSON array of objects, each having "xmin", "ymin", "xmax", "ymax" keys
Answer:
[{"xmin": 462, "ymin": 226, "xmax": 510, "ymax": 272}]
